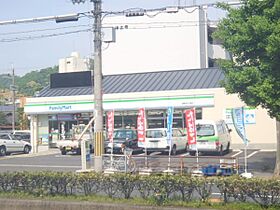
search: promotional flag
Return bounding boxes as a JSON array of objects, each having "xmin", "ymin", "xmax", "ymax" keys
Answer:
[
  {"xmin": 167, "ymin": 106, "xmax": 174, "ymax": 146},
  {"xmin": 107, "ymin": 110, "xmax": 114, "ymax": 143},
  {"xmin": 185, "ymin": 108, "xmax": 197, "ymax": 145},
  {"xmin": 137, "ymin": 108, "xmax": 146, "ymax": 147},
  {"xmin": 231, "ymin": 107, "xmax": 249, "ymax": 145}
]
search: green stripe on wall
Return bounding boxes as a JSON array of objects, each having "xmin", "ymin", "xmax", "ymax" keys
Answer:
[{"xmin": 25, "ymin": 95, "xmax": 214, "ymax": 107}]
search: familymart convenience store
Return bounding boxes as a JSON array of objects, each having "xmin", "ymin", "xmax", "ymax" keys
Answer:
[
  {"xmin": 24, "ymin": 91, "xmax": 214, "ymax": 152},
  {"xmin": 24, "ymin": 67, "xmax": 278, "ymax": 152}
]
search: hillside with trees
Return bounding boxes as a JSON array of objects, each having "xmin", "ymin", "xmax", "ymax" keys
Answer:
[{"xmin": 0, "ymin": 66, "xmax": 58, "ymax": 97}]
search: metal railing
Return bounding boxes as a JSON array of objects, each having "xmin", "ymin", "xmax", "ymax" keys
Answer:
[{"xmin": 102, "ymin": 153, "xmax": 239, "ymax": 175}]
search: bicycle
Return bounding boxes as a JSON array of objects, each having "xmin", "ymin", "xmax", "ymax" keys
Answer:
[{"xmin": 103, "ymin": 146, "xmax": 136, "ymax": 173}]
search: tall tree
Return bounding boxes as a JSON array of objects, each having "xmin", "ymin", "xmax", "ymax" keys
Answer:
[
  {"xmin": 214, "ymin": 0, "xmax": 280, "ymax": 175},
  {"xmin": 0, "ymin": 112, "xmax": 8, "ymax": 125}
]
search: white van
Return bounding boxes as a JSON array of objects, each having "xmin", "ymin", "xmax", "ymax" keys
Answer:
[
  {"xmin": 143, "ymin": 128, "xmax": 188, "ymax": 155},
  {"xmin": 189, "ymin": 120, "xmax": 231, "ymax": 156}
]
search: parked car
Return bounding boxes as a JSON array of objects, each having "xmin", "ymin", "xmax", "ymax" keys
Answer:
[
  {"xmin": 104, "ymin": 129, "xmax": 142, "ymax": 154},
  {"xmin": 143, "ymin": 128, "xmax": 187, "ymax": 155},
  {"xmin": 188, "ymin": 120, "xmax": 232, "ymax": 156},
  {"xmin": 0, "ymin": 133, "xmax": 32, "ymax": 156},
  {"xmin": 12, "ymin": 131, "xmax": 31, "ymax": 143}
]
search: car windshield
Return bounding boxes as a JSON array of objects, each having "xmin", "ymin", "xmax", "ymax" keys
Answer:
[
  {"xmin": 196, "ymin": 124, "xmax": 215, "ymax": 136},
  {"xmin": 113, "ymin": 130, "xmax": 135, "ymax": 139},
  {"xmin": 146, "ymin": 130, "xmax": 167, "ymax": 138},
  {"xmin": 11, "ymin": 134, "xmax": 21, "ymax": 140}
]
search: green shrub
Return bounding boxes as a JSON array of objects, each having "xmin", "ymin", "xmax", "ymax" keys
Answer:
[{"xmin": 0, "ymin": 171, "xmax": 279, "ymax": 209}]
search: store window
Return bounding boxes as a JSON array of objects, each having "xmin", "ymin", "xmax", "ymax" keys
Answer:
[
  {"xmin": 110, "ymin": 111, "xmax": 137, "ymax": 129},
  {"xmin": 48, "ymin": 113, "xmax": 93, "ymax": 144},
  {"xmin": 147, "ymin": 110, "xmax": 165, "ymax": 128}
]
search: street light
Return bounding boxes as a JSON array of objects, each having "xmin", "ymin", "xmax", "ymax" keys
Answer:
[
  {"xmin": 11, "ymin": 67, "xmax": 16, "ymax": 133},
  {"xmin": 71, "ymin": 0, "xmax": 104, "ymax": 172},
  {"xmin": 3, "ymin": 68, "xmax": 16, "ymax": 132}
]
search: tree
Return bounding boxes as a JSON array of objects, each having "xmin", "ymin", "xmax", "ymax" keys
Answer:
[
  {"xmin": 214, "ymin": 0, "xmax": 280, "ymax": 175},
  {"xmin": 0, "ymin": 111, "xmax": 8, "ymax": 125}
]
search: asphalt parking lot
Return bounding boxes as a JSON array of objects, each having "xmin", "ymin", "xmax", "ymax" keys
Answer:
[{"xmin": 0, "ymin": 148, "xmax": 276, "ymax": 177}]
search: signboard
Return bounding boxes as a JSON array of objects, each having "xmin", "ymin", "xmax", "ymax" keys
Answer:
[
  {"xmin": 166, "ymin": 106, "xmax": 174, "ymax": 146},
  {"xmin": 232, "ymin": 107, "xmax": 249, "ymax": 145},
  {"xmin": 137, "ymin": 108, "xmax": 146, "ymax": 147},
  {"xmin": 185, "ymin": 108, "xmax": 197, "ymax": 145},
  {"xmin": 25, "ymin": 94, "xmax": 214, "ymax": 114},
  {"xmin": 107, "ymin": 110, "xmax": 114, "ymax": 143},
  {"xmin": 225, "ymin": 108, "xmax": 256, "ymax": 124}
]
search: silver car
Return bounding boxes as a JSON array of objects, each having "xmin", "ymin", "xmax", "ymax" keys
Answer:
[{"xmin": 0, "ymin": 133, "xmax": 32, "ymax": 156}]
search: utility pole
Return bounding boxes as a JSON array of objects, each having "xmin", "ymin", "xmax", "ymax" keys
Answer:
[
  {"xmin": 92, "ymin": 0, "xmax": 104, "ymax": 172},
  {"xmin": 11, "ymin": 66, "xmax": 16, "ymax": 132},
  {"xmin": 72, "ymin": 0, "xmax": 104, "ymax": 172}
]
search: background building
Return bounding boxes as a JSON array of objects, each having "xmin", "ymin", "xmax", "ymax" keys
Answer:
[
  {"xmin": 102, "ymin": 7, "xmax": 231, "ymax": 75},
  {"xmin": 59, "ymin": 52, "xmax": 89, "ymax": 73}
]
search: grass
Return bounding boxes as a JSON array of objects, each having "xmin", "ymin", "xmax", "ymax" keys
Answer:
[{"xmin": 0, "ymin": 192, "xmax": 279, "ymax": 210}]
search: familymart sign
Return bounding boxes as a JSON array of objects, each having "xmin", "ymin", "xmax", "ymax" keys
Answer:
[{"xmin": 25, "ymin": 94, "xmax": 214, "ymax": 114}]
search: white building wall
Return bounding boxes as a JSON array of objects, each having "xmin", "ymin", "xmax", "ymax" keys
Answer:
[
  {"xmin": 59, "ymin": 52, "xmax": 88, "ymax": 73},
  {"xmin": 102, "ymin": 8, "xmax": 203, "ymax": 75},
  {"xmin": 208, "ymin": 43, "xmax": 231, "ymax": 60},
  {"xmin": 203, "ymin": 89, "xmax": 276, "ymax": 149}
]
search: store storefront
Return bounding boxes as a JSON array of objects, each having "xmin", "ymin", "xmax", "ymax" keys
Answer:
[{"xmin": 25, "ymin": 69, "xmax": 277, "ymax": 151}]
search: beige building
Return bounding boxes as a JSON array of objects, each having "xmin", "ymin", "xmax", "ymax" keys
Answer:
[{"xmin": 24, "ymin": 69, "xmax": 277, "ymax": 151}]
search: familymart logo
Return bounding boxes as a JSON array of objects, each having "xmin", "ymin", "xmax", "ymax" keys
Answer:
[{"xmin": 49, "ymin": 105, "xmax": 72, "ymax": 111}]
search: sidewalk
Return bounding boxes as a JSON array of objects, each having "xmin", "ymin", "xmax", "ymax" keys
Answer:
[{"xmin": 30, "ymin": 146, "xmax": 60, "ymax": 157}]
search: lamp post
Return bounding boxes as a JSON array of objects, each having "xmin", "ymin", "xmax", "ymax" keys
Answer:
[
  {"xmin": 72, "ymin": 0, "xmax": 104, "ymax": 172},
  {"xmin": 11, "ymin": 67, "xmax": 16, "ymax": 133},
  {"xmin": 4, "ymin": 67, "xmax": 16, "ymax": 132}
]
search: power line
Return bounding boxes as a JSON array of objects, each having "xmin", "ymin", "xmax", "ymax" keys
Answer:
[
  {"xmin": 0, "ymin": 19, "xmax": 219, "ymax": 43},
  {"xmin": 0, "ymin": 24, "xmax": 91, "ymax": 36},
  {"xmin": 0, "ymin": 29, "xmax": 91, "ymax": 43}
]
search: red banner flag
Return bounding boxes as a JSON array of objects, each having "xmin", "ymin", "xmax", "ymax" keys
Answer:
[
  {"xmin": 137, "ymin": 108, "xmax": 146, "ymax": 147},
  {"xmin": 107, "ymin": 110, "xmax": 114, "ymax": 143},
  {"xmin": 185, "ymin": 108, "xmax": 197, "ymax": 145}
]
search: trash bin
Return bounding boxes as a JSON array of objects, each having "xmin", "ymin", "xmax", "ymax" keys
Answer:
[{"xmin": 202, "ymin": 165, "xmax": 219, "ymax": 176}]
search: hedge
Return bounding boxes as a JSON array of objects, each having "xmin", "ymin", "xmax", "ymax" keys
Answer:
[{"xmin": 0, "ymin": 171, "xmax": 279, "ymax": 208}]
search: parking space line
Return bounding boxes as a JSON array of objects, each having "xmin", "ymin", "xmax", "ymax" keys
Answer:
[
  {"xmin": 247, "ymin": 150, "xmax": 259, "ymax": 158},
  {"xmin": 231, "ymin": 150, "xmax": 243, "ymax": 157}
]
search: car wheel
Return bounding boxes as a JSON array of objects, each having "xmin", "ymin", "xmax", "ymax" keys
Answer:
[
  {"xmin": 0, "ymin": 146, "xmax": 6, "ymax": 156},
  {"xmin": 90, "ymin": 144, "xmax": 94, "ymax": 154},
  {"xmin": 226, "ymin": 142, "xmax": 230, "ymax": 153},
  {"xmin": 219, "ymin": 145, "xmax": 224, "ymax": 156},
  {"xmin": 185, "ymin": 143, "xmax": 189, "ymax": 152},
  {"xmin": 23, "ymin": 145, "xmax": 31, "ymax": 154},
  {"xmin": 61, "ymin": 148, "xmax": 67, "ymax": 155},
  {"xmin": 76, "ymin": 148, "xmax": 81, "ymax": 155},
  {"xmin": 171, "ymin": 145, "xmax": 177, "ymax": 156},
  {"xmin": 189, "ymin": 151, "xmax": 196, "ymax": 156}
]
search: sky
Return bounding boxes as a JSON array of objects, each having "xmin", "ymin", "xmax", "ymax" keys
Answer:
[{"xmin": 0, "ymin": 0, "xmax": 231, "ymax": 76}]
